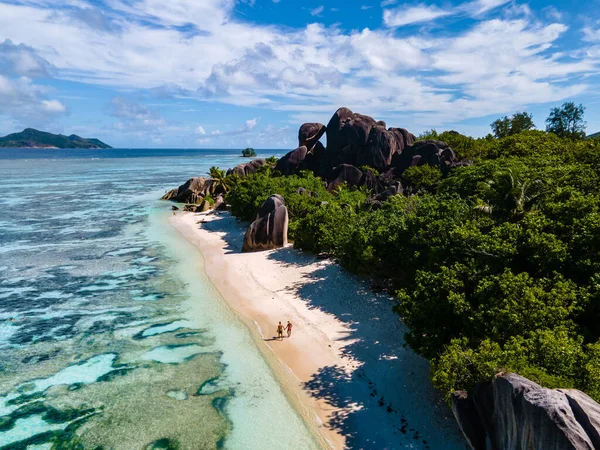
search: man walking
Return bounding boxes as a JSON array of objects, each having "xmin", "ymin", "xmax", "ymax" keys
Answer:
[{"xmin": 277, "ymin": 321, "xmax": 284, "ymax": 340}]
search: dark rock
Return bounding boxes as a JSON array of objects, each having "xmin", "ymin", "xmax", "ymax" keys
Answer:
[
  {"xmin": 451, "ymin": 390, "xmax": 487, "ymax": 450},
  {"xmin": 226, "ymin": 158, "xmax": 266, "ymax": 177},
  {"xmin": 374, "ymin": 183, "xmax": 402, "ymax": 202},
  {"xmin": 392, "ymin": 139, "xmax": 457, "ymax": 176},
  {"xmin": 325, "ymin": 107, "xmax": 355, "ymax": 155},
  {"xmin": 242, "ymin": 195, "xmax": 289, "ymax": 252},
  {"xmin": 326, "ymin": 164, "xmax": 385, "ymax": 193},
  {"xmin": 453, "ymin": 372, "xmax": 600, "ymax": 450},
  {"xmin": 304, "ymin": 141, "xmax": 328, "ymax": 178},
  {"xmin": 324, "ymin": 108, "xmax": 418, "ymax": 174},
  {"xmin": 296, "ymin": 187, "xmax": 311, "ymax": 196},
  {"xmin": 275, "ymin": 146, "xmax": 308, "ymax": 176},
  {"xmin": 298, "ymin": 123, "xmax": 326, "ymax": 150},
  {"xmin": 326, "ymin": 164, "xmax": 364, "ymax": 191},
  {"xmin": 171, "ymin": 205, "xmax": 179, "ymax": 211},
  {"xmin": 359, "ymin": 125, "xmax": 400, "ymax": 171},
  {"xmin": 161, "ymin": 177, "xmax": 217, "ymax": 203}
]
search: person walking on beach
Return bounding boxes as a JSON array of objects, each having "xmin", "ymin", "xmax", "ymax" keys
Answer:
[
  {"xmin": 286, "ymin": 321, "xmax": 293, "ymax": 338},
  {"xmin": 277, "ymin": 322, "xmax": 284, "ymax": 340}
]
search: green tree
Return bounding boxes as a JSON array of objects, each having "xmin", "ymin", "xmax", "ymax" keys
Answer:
[
  {"xmin": 478, "ymin": 168, "xmax": 544, "ymax": 220},
  {"xmin": 491, "ymin": 112, "xmax": 535, "ymax": 138},
  {"xmin": 546, "ymin": 102, "xmax": 586, "ymax": 140},
  {"xmin": 241, "ymin": 147, "xmax": 257, "ymax": 157}
]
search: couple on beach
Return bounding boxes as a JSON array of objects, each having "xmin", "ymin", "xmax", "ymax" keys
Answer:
[{"xmin": 277, "ymin": 321, "xmax": 292, "ymax": 340}]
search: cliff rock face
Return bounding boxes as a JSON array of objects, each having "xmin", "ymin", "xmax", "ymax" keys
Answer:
[
  {"xmin": 242, "ymin": 194, "xmax": 289, "ymax": 252},
  {"xmin": 160, "ymin": 177, "xmax": 217, "ymax": 203},
  {"xmin": 452, "ymin": 372, "xmax": 600, "ymax": 450}
]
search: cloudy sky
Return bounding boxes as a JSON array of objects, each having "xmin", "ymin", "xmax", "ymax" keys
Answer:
[{"xmin": 0, "ymin": 0, "xmax": 599, "ymax": 148}]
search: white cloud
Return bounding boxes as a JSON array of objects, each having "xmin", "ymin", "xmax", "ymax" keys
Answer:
[
  {"xmin": 380, "ymin": 0, "xmax": 397, "ymax": 6},
  {"xmin": 310, "ymin": 6, "xmax": 324, "ymax": 16},
  {"xmin": 462, "ymin": 0, "xmax": 511, "ymax": 16},
  {"xmin": 383, "ymin": 4, "xmax": 452, "ymax": 27},
  {"xmin": 583, "ymin": 25, "xmax": 600, "ymax": 43},
  {"xmin": 196, "ymin": 125, "xmax": 206, "ymax": 135},
  {"xmin": 42, "ymin": 99, "xmax": 67, "ymax": 112},
  {"xmin": 0, "ymin": 0, "xmax": 597, "ymax": 137},
  {"xmin": 0, "ymin": 75, "xmax": 67, "ymax": 127}
]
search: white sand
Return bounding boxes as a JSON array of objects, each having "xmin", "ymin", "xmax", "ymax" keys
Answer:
[{"xmin": 171, "ymin": 211, "xmax": 466, "ymax": 450}]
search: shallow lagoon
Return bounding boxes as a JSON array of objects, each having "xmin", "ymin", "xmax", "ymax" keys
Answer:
[{"xmin": 0, "ymin": 149, "xmax": 319, "ymax": 449}]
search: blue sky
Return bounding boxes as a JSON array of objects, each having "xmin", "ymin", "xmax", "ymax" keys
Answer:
[{"xmin": 0, "ymin": 0, "xmax": 599, "ymax": 148}]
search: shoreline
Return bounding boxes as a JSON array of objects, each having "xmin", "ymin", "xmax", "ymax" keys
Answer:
[{"xmin": 170, "ymin": 210, "xmax": 465, "ymax": 449}]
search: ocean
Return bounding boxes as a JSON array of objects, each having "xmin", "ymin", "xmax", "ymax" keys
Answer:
[{"xmin": 0, "ymin": 149, "xmax": 320, "ymax": 449}]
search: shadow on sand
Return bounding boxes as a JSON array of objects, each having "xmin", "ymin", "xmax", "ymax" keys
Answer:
[{"xmin": 194, "ymin": 213, "xmax": 466, "ymax": 449}]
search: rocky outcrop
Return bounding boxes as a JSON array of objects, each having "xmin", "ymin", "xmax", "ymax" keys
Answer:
[
  {"xmin": 452, "ymin": 372, "xmax": 600, "ymax": 450},
  {"xmin": 161, "ymin": 177, "xmax": 218, "ymax": 203},
  {"xmin": 242, "ymin": 194, "xmax": 289, "ymax": 252},
  {"xmin": 226, "ymin": 158, "xmax": 266, "ymax": 177},
  {"xmin": 298, "ymin": 123, "xmax": 326, "ymax": 150},
  {"xmin": 324, "ymin": 107, "xmax": 418, "ymax": 172}
]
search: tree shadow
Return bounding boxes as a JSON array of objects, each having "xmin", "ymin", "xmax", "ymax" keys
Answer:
[
  {"xmin": 194, "ymin": 212, "xmax": 246, "ymax": 254},
  {"xmin": 270, "ymin": 259, "xmax": 466, "ymax": 449},
  {"xmin": 192, "ymin": 212, "xmax": 465, "ymax": 448}
]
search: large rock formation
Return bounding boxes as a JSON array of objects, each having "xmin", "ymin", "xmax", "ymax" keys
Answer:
[
  {"xmin": 226, "ymin": 158, "xmax": 266, "ymax": 177},
  {"xmin": 242, "ymin": 194, "xmax": 289, "ymax": 252},
  {"xmin": 324, "ymin": 107, "xmax": 417, "ymax": 172},
  {"xmin": 452, "ymin": 372, "xmax": 600, "ymax": 450},
  {"xmin": 161, "ymin": 177, "xmax": 218, "ymax": 203}
]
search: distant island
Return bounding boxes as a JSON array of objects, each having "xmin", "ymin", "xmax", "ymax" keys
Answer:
[
  {"xmin": 241, "ymin": 147, "xmax": 256, "ymax": 157},
  {"xmin": 0, "ymin": 128, "xmax": 112, "ymax": 149},
  {"xmin": 588, "ymin": 131, "xmax": 600, "ymax": 139}
]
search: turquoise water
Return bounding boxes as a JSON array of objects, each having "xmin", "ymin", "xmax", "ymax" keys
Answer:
[{"xmin": 0, "ymin": 150, "xmax": 320, "ymax": 449}]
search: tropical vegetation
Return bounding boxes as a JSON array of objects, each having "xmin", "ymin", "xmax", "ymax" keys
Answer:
[
  {"xmin": 241, "ymin": 147, "xmax": 257, "ymax": 157},
  {"xmin": 217, "ymin": 107, "xmax": 600, "ymax": 402}
]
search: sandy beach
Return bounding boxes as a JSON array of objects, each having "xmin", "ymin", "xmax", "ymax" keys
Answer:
[{"xmin": 171, "ymin": 211, "xmax": 466, "ymax": 450}]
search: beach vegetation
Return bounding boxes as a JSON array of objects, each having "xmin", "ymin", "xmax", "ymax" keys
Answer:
[{"xmin": 225, "ymin": 126, "xmax": 600, "ymax": 402}]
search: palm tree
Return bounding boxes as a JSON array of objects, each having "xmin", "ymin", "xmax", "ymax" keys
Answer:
[
  {"xmin": 208, "ymin": 166, "xmax": 228, "ymax": 193},
  {"xmin": 477, "ymin": 168, "xmax": 544, "ymax": 220}
]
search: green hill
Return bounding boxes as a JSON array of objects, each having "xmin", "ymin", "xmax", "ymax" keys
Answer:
[{"xmin": 0, "ymin": 128, "xmax": 112, "ymax": 149}]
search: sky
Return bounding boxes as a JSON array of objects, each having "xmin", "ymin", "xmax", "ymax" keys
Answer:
[{"xmin": 0, "ymin": 0, "xmax": 599, "ymax": 149}]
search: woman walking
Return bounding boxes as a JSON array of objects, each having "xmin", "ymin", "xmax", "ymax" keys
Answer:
[{"xmin": 286, "ymin": 321, "xmax": 293, "ymax": 338}]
